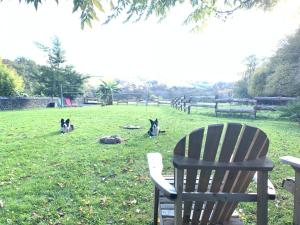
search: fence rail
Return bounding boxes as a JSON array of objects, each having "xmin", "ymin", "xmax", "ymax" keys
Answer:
[
  {"xmin": 115, "ymin": 98, "xmax": 171, "ymax": 106},
  {"xmin": 171, "ymin": 95, "xmax": 298, "ymax": 118}
]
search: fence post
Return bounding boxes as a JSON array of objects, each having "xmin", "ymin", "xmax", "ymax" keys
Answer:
[
  {"xmin": 215, "ymin": 96, "xmax": 218, "ymax": 117},
  {"xmin": 187, "ymin": 96, "xmax": 191, "ymax": 114},
  {"xmin": 60, "ymin": 84, "xmax": 64, "ymax": 107},
  {"xmin": 180, "ymin": 97, "xmax": 183, "ymax": 111}
]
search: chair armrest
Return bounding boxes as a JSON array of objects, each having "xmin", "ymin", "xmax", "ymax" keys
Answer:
[
  {"xmin": 280, "ymin": 156, "xmax": 300, "ymax": 195},
  {"xmin": 253, "ymin": 172, "xmax": 276, "ymax": 200},
  {"xmin": 147, "ymin": 153, "xmax": 177, "ymax": 199},
  {"xmin": 173, "ymin": 155, "xmax": 274, "ymax": 171},
  {"xmin": 280, "ymin": 156, "xmax": 300, "ymax": 170}
]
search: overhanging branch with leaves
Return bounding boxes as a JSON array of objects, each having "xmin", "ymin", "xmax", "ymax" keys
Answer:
[{"xmin": 1, "ymin": 0, "xmax": 279, "ymax": 28}]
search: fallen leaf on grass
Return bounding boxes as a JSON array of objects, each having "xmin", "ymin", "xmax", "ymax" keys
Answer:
[
  {"xmin": 126, "ymin": 158, "xmax": 134, "ymax": 164},
  {"xmin": 57, "ymin": 182, "xmax": 65, "ymax": 188},
  {"xmin": 121, "ymin": 167, "xmax": 133, "ymax": 173},
  {"xmin": 136, "ymin": 174, "xmax": 147, "ymax": 182},
  {"xmin": 81, "ymin": 199, "xmax": 90, "ymax": 205},
  {"xmin": 32, "ymin": 211, "xmax": 43, "ymax": 219},
  {"xmin": 56, "ymin": 207, "xmax": 65, "ymax": 217},
  {"xmin": 100, "ymin": 173, "xmax": 117, "ymax": 181},
  {"xmin": 123, "ymin": 199, "xmax": 137, "ymax": 206},
  {"xmin": 89, "ymin": 206, "xmax": 93, "ymax": 215},
  {"xmin": 100, "ymin": 197, "xmax": 107, "ymax": 206}
]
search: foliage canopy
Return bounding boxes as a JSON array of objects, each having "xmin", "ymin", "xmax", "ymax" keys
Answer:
[
  {"xmin": 0, "ymin": 59, "xmax": 24, "ymax": 96},
  {"xmin": 35, "ymin": 37, "xmax": 66, "ymax": 69},
  {"xmin": 35, "ymin": 37, "xmax": 86, "ymax": 99},
  {"xmin": 2, "ymin": 0, "xmax": 279, "ymax": 28},
  {"xmin": 234, "ymin": 27, "xmax": 300, "ymax": 98},
  {"xmin": 233, "ymin": 54, "xmax": 258, "ymax": 98},
  {"xmin": 97, "ymin": 80, "xmax": 120, "ymax": 105},
  {"xmin": 3, "ymin": 57, "xmax": 40, "ymax": 95},
  {"xmin": 2, "ymin": 37, "xmax": 86, "ymax": 99}
]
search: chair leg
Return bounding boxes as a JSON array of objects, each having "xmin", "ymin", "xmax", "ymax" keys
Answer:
[
  {"xmin": 174, "ymin": 169, "xmax": 184, "ymax": 225},
  {"xmin": 154, "ymin": 186, "xmax": 159, "ymax": 225},
  {"xmin": 257, "ymin": 171, "xmax": 268, "ymax": 225},
  {"xmin": 294, "ymin": 169, "xmax": 300, "ymax": 225}
]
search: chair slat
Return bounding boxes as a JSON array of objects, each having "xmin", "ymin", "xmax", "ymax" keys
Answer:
[
  {"xmin": 222, "ymin": 136, "xmax": 269, "ymax": 221},
  {"xmin": 183, "ymin": 128, "xmax": 204, "ymax": 224},
  {"xmin": 200, "ymin": 123, "xmax": 243, "ymax": 225},
  {"xmin": 187, "ymin": 128, "xmax": 204, "ymax": 159},
  {"xmin": 214, "ymin": 127, "xmax": 267, "ymax": 221},
  {"xmin": 173, "ymin": 136, "xmax": 186, "ymax": 225},
  {"xmin": 174, "ymin": 136, "xmax": 186, "ymax": 156},
  {"xmin": 210, "ymin": 125, "xmax": 258, "ymax": 223},
  {"xmin": 191, "ymin": 124, "xmax": 224, "ymax": 224},
  {"xmin": 232, "ymin": 125, "xmax": 259, "ymax": 162},
  {"xmin": 202, "ymin": 124, "xmax": 224, "ymax": 161}
]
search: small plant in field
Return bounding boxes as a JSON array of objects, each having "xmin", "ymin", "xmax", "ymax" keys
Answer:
[{"xmin": 278, "ymin": 99, "xmax": 300, "ymax": 124}]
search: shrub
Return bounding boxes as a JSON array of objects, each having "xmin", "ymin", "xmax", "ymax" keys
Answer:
[
  {"xmin": 0, "ymin": 59, "xmax": 24, "ymax": 96},
  {"xmin": 278, "ymin": 99, "xmax": 300, "ymax": 124}
]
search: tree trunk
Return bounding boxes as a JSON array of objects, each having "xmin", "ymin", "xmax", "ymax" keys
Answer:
[{"xmin": 107, "ymin": 94, "xmax": 113, "ymax": 105}]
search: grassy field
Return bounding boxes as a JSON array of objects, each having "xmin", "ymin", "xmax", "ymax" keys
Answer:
[{"xmin": 0, "ymin": 105, "xmax": 299, "ymax": 225}]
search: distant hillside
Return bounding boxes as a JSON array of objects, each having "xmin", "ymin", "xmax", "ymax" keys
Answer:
[{"xmin": 113, "ymin": 80, "xmax": 234, "ymax": 100}]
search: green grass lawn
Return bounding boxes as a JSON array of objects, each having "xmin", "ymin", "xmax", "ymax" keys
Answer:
[{"xmin": 0, "ymin": 105, "xmax": 299, "ymax": 225}]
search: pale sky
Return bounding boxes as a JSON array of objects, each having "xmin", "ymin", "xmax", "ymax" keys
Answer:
[{"xmin": 0, "ymin": 0, "xmax": 300, "ymax": 86}]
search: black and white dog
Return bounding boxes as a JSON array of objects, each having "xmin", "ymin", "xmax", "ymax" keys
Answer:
[
  {"xmin": 60, "ymin": 118, "xmax": 74, "ymax": 134},
  {"xmin": 147, "ymin": 119, "xmax": 165, "ymax": 137}
]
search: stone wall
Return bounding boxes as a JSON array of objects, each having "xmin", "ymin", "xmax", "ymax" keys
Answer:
[{"xmin": 0, "ymin": 97, "xmax": 60, "ymax": 111}]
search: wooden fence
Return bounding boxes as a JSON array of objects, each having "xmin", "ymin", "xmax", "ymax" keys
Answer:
[
  {"xmin": 171, "ymin": 96, "xmax": 297, "ymax": 118},
  {"xmin": 116, "ymin": 98, "xmax": 171, "ymax": 106},
  {"xmin": 215, "ymin": 98, "xmax": 257, "ymax": 118},
  {"xmin": 83, "ymin": 97, "xmax": 103, "ymax": 105}
]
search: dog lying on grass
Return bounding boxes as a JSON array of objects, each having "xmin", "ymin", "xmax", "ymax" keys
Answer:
[{"xmin": 60, "ymin": 118, "xmax": 74, "ymax": 134}]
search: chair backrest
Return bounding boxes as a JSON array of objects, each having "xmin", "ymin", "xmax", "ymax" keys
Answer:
[{"xmin": 173, "ymin": 123, "xmax": 269, "ymax": 224}]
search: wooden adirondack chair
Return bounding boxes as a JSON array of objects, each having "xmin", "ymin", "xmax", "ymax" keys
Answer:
[
  {"xmin": 147, "ymin": 123, "xmax": 275, "ymax": 225},
  {"xmin": 280, "ymin": 156, "xmax": 300, "ymax": 225}
]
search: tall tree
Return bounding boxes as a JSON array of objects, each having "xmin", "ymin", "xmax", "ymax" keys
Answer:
[
  {"xmin": 243, "ymin": 55, "xmax": 258, "ymax": 81},
  {"xmin": 234, "ymin": 27, "xmax": 300, "ymax": 97},
  {"xmin": 248, "ymin": 65, "xmax": 270, "ymax": 97},
  {"xmin": 35, "ymin": 37, "xmax": 86, "ymax": 99},
  {"xmin": 261, "ymin": 28, "xmax": 300, "ymax": 96},
  {"xmin": 234, "ymin": 55, "xmax": 259, "ymax": 97},
  {"xmin": 1, "ymin": 0, "xmax": 279, "ymax": 28},
  {"xmin": 36, "ymin": 37, "xmax": 67, "ymax": 98},
  {"xmin": 36, "ymin": 37, "xmax": 66, "ymax": 69},
  {"xmin": 34, "ymin": 65, "xmax": 87, "ymax": 99}
]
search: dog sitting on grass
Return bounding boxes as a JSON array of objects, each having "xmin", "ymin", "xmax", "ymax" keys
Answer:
[
  {"xmin": 147, "ymin": 119, "xmax": 165, "ymax": 137},
  {"xmin": 60, "ymin": 118, "xmax": 74, "ymax": 134}
]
